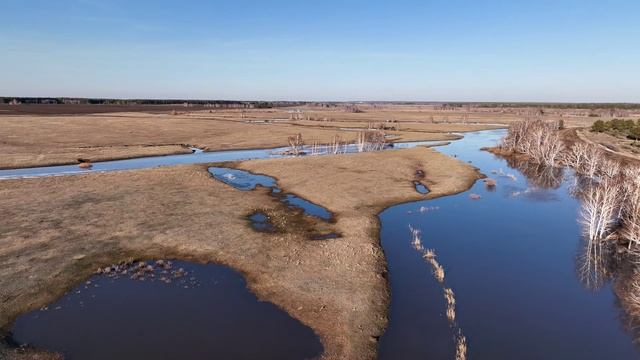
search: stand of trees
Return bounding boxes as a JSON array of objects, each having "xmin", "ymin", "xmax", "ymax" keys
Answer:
[
  {"xmin": 0, "ymin": 97, "xmax": 310, "ymax": 109},
  {"xmin": 591, "ymin": 119, "xmax": 640, "ymax": 140}
]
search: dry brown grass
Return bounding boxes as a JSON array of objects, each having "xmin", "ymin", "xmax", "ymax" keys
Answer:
[
  {"xmin": 0, "ymin": 144, "xmax": 481, "ymax": 359},
  {"xmin": 0, "ymin": 108, "xmax": 491, "ymax": 169},
  {"xmin": 577, "ymin": 129, "xmax": 640, "ymax": 164}
]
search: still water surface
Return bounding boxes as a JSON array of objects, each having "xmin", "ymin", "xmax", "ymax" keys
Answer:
[{"xmin": 379, "ymin": 129, "xmax": 639, "ymax": 359}]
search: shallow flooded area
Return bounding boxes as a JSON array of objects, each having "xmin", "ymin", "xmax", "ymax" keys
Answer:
[
  {"xmin": 9, "ymin": 260, "xmax": 323, "ymax": 360},
  {"xmin": 378, "ymin": 129, "xmax": 640, "ymax": 359}
]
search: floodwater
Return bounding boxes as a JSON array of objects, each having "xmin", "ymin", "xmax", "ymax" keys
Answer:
[
  {"xmin": 0, "ymin": 140, "xmax": 442, "ymax": 180},
  {"xmin": 413, "ymin": 181, "xmax": 429, "ymax": 194},
  {"xmin": 9, "ymin": 261, "xmax": 322, "ymax": 360},
  {"xmin": 378, "ymin": 129, "xmax": 640, "ymax": 359},
  {"xmin": 8, "ymin": 128, "xmax": 639, "ymax": 359}
]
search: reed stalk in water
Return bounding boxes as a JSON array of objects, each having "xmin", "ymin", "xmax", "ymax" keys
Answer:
[
  {"xmin": 444, "ymin": 288, "xmax": 456, "ymax": 323},
  {"xmin": 455, "ymin": 333, "xmax": 467, "ymax": 360},
  {"xmin": 409, "ymin": 225, "xmax": 423, "ymax": 251}
]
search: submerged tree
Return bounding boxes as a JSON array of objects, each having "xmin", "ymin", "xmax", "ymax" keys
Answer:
[{"xmin": 287, "ymin": 133, "xmax": 304, "ymax": 155}]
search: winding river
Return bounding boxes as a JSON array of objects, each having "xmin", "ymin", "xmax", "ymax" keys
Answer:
[{"xmin": 3, "ymin": 129, "xmax": 640, "ymax": 359}]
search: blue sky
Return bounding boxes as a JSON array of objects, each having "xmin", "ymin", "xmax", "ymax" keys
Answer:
[{"xmin": 1, "ymin": 0, "xmax": 639, "ymax": 101}]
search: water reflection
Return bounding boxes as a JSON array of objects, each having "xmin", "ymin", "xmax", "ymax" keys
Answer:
[
  {"xmin": 381, "ymin": 129, "xmax": 639, "ymax": 359},
  {"xmin": 576, "ymin": 240, "xmax": 613, "ymax": 291},
  {"xmin": 500, "ymin": 155, "xmax": 565, "ymax": 189}
]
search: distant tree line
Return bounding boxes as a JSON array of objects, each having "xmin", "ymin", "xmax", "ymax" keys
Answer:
[
  {"xmin": 476, "ymin": 102, "xmax": 640, "ymax": 110},
  {"xmin": 0, "ymin": 97, "xmax": 315, "ymax": 108},
  {"xmin": 592, "ymin": 118, "xmax": 640, "ymax": 140}
]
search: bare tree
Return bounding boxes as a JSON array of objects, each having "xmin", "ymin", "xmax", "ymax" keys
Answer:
[
  {"xmin": 356, "ymin": 130, "xmax": 386, "ymax": 152},
  {"xmin": 501, "ymin": 119, "xmax": 563, "ymax": 166},
  {"xmin": 620, "ymin": 166, "xmax": 640, "ymax": 250},
  {"xmin": 579, "ymin": 178, "xmax": 621, "ymax": 242},
  {"xmin": 329, "ymin": 134, "xmax": 343, "ymax": 154},
  {"xmin": 563, "ymin": 142, "xmax": 589, "ymax": 169},
  {"xmin": 599, "ymin": 158, "xmax": 621, "ymax": 179},
  {"xmin": 287, "ymin": 133, "xmax": 304, "ymax": 155},
  {"xmin": 581, "ymin": 145, "xmax": 604, "ymax": 178}
]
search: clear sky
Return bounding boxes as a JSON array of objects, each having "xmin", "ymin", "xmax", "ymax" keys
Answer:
[{"xmin": 2, "ymin": 0, "xmax": 639, "ymax": 102}]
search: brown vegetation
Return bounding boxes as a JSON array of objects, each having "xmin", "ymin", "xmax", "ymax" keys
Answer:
[
  {"xmin": 0, "ymin": 145, "xmax": 481, "ymax": 359},
  {"xmin": 0, "ymin": 110, "xmax": 485, "ymax": 169}
]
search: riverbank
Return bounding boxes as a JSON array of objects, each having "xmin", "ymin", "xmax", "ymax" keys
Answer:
[
  {"xmin": 0, "ymin": 111, "xmax": 497, "ymax": 169},
  {"xmin": 0, "ymin": 145, "xmax": 481, "ymax": 359}
]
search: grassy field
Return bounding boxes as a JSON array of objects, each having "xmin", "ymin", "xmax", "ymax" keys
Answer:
[
  {"xmin": 0, "ymin": 103, "xmax": 612, "ymax": 169},
  {"xmin": 0, "ymin": 145, "xmax": 479, "ymax": 360}
]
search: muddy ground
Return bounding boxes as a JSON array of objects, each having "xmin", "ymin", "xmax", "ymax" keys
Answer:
[{"xmin": 0, "ymin": 146, "xmax": 480, "ymax": 359}]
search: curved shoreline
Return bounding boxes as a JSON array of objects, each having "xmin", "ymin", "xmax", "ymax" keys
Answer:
[{"xmin": 0, "ymin": 133, "xmax": 484, "ymax": 359}]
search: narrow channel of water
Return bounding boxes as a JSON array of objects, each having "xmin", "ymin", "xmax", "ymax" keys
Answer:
[
  {"xmin": 209, "ymin": 167, "xmax": 333, "ymax": 221},
  {"xmin": 0, "ymin": 140, "xmax": 442, "ymax": 179},
  {"xmin": 9, "ymin": 260, "xmax": 323, "ymax": 360},
  {"xmin": 378, "ymin": 129, "xmax": 639, "ymax": 359}
]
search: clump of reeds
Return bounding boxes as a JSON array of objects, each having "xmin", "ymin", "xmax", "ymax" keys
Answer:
[
  {"xmin": 444, "ymin": 288, "xmax": 456, "ymax": 323},
  {"xmin": 423, "ymin": 251, "xmax": 445, "ymax": 283},
  {"xmin": 409, "ymin": 225, "xmax": 423, "ymax": 251},
  {"xmin": 78, "ymin": 162, "xmax": 92, "ymax": 169},
  {"xmin": 455, "ymin": 333, "xmax": 467, "ymax": 360}
]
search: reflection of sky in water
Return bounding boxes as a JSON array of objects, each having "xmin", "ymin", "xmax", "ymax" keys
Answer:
[{"xmin": 379, "ymin": 128, "xmax": 639, "ymax": 360}]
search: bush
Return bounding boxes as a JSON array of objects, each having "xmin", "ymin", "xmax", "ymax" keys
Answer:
[{"xmin": 591, "ymin": 120, "xmax": 607, "ymax": 132}]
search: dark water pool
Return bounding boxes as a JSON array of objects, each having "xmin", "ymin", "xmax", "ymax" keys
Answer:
[
  {"xmin": 413, "ymin": 181, "xmax": 429, "ymax": 194},
  {"xmin": 9, "ymin": 260, "xmax": 322, "ymax": 360},
  {"xmin": 249, "ymin": 212, "xmax": 276, "ymax": 232},
  {"xmin": 378, "ymin": 129, "xmax": 639, "ymax": 359},
  {"xmin": 210, "ymin": 167, "xmax": 333, "ymax": 221}
]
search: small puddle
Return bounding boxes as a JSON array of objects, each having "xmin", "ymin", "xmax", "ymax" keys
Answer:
[
  {"xmin": 210, "ymin": 167, "xmax": 333, "ymax": 221},
  {"xmin": 281, "ymin": 194, "xmax": 332, "ymax": 220},
  {"xmin": 209, "ymin": 167, "xmax": 276, "ymax": 190},
  {"xmin": 311, "ymin": 233, "xmax": 340, "ymax": 241},
  {"xmin": 248, "ymin": 212, "xmax": 276, "ymax": 232},
  {"xmin": 8, "ymin": 260, "xmax": 323, "ymax": 360},
  {"xmin": 413, "ymin": 181, "xmax": 429, "ymax": 194}
]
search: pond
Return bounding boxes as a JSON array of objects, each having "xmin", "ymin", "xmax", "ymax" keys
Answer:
[
  {"xmin": 9, "ymin": 260, "xmax": 323, "ymax": 360},
  {"xmin": 378, "ymin": 129, "xmax": 639, "ymax": 359}
]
